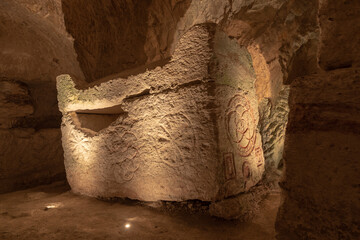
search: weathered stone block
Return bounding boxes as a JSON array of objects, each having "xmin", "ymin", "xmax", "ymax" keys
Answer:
[{"xmin": 57, "ymin": 24, "xmax": 265, "ymax": 202}]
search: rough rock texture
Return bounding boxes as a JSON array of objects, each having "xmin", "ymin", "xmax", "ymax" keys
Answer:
[
  {"xmin": 318, "ymin": 0, "xmax": 360, "ymax": 70},
  {"xmin": 3, "ymin": 0, "xmax": 358, "ymax": 237},
  {"xmin": 276, "ymin": 69, "xmax": 360, "ymax": 239},
  {"xmin": 0, "ymin": 1, "xmax": 83, "ymax": 84},
  {"xmin": 60, "ymin": 0, "xmax": 319, "ymax": 103},
  {"xmin": 12, "ymin": 0, "xmax": 68, "ymax": 34},
  {"xmin": 56, "ymin": 0, "xmax": 307, "ymax": 209},
  {"xmin": 57, "ymin": 25, "xmax": 265, "ymax": 203},
  {"xmin": 275, "ymin": 1, "xmax": 360, "ymax": 239},
  {"xmin": 172, "ymin": 0, "xmax": 319, "ymax": 102},
  {"xmin": 0, "ymin": 0, "xmax": 83, "ymax": 193},
  {"xmin": 61, "ymin": 0, "xmax": 191, "ymax": 82},
  {"xmin": 2, "ymin": 0, "xmax": 314, "ymax": 196},
  {"xmin": 55, "ymin": 0, "xmax": 302, "ymax": 220},
  {"xmin": 209, "ymin": 180, "xmax": 278, "ymax": 221},
  {"xmin": 259, "ymin": 86, "xmax": 290, "ymax": 170},
  {"xmin": 0, "ymin": 129, "xmax": 64, "ymax": 193},
  {"xmin": 0, "ymin": 80, "xmax": 34, "ymax": 128}
]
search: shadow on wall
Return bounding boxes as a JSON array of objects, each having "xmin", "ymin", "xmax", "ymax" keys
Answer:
[
  {"xmin": 0, "ymin": 0, "xmax": 83, "ymax": 193},
  {"xmin": 61, "ymin": 0, "xmax": 192, "ymax": 83}
]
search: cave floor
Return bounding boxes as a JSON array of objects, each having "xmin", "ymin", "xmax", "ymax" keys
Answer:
[{"xmin": 0, "ymin": 181, "xmax": 280, "ymax": 240}]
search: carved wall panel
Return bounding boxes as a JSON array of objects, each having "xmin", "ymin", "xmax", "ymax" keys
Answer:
[{"xmin": 57, "ymin": 24, "xmax": 265, "ymax": 202}]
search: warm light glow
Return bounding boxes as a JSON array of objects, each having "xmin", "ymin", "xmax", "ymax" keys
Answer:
[
  {"xmin": 57, "ymin": 25, "xmax": 266, "ymax": 203},
  {"xmin": 125, "ymin": 223, "xmax": 131, "ymax": 229},
  {"xmin": 45, "ymin": 202, "xmax": 62, "ymax": 209}
]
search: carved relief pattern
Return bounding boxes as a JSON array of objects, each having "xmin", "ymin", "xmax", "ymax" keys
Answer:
[
  {"xmin": 225, "ymin": 94, "xmax": 256, "ymax": 157},
  {"xmin": 255, "ymin": 147, "xmax": 264, "ymax": 168},
  {"xmin": 156, "ymin": 113, "xmax": 196, "ymax": 166},
  {"xmin": 242, "ymin": 161, "xmax": 251, "ymax": 189},
  {"xmin": 67, "ymin": 129, "xmax": 91, "ymax": 162},
  {"xmin": 106, "ymin": 127, "xmax": 139, "ymax": 183},
  {"xmin": 223, "ymin": 152, "xmax": 236, "ymax": 180}
]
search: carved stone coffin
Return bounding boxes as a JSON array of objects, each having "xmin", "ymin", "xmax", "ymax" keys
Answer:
[{"xmin": 57, "ymin": 24, "xmax": 265, "ymax": 202}]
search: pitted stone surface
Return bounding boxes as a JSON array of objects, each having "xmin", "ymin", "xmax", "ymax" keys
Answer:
[
  {"xmin": 57, "ymin": 25, "xmax": 265, "ymax": 202},
  {"xmin": 258, "ymin": 86, "xmax": 290, "ymax": 169}
]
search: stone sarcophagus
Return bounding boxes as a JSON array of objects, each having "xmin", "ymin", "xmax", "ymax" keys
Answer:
[{"xmin": 57, "ymin": 24, "xmax": 265, "ymax": 202}]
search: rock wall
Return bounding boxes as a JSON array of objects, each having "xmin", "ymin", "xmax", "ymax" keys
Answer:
[
  {"xmin": 0, "ymin": 0, "xmax": 83, "ymax": 193},
  {"xmin": 57, "ymin": 25, "xmax": 265, "ymax": 203},
  {"xmin": 55, "ymin": 0, "xmax": 316, "ymax": 209},
  {"xmin": 275, "ymin": 0, "xmax": 360, "ymax": 239},
  {"xmin": 0, "ymin": 128, "xmax": 64, "ymax": 193},
  {"xmin": 2, "ymin": 1, "xmax": 358, "ymax": 237},
  {"xmin": 1, "ymin": 0, "xmax": 301, "ymax": 219},
  {"xmin": 259, "ymin": 86, "xmax": 290, "ymax": 170},
  {"xmin": 61, "ymin": 0, "xmax": 191, "ymax": 82},
  {"xmin": 276, "ymin": 69, "xmax": 360, "ymax": 240}
]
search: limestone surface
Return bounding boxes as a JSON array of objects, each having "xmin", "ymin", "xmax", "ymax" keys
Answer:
[
  {"xmin": 0, "ymin": 128, "xmax": 64, "ymax": 193},
  {"xmin": 0, "ymin": 80, "xmax": 34, "ymax": 128},
  {"xmin": 57, "ymin": 25, "xmax": 265, "ymax": 202},
  {"xmin": 276, "ymin": 68, "xmax": 360, "ymax": 240},
  {"xmin": 0, "ymin": 0, "xmax": 82, "ymax": 193},
  {"xmin": 1, "ymin": 0, "xmax": 310, "ymax": 196},
  {"xmin": 258, "ymin": 86, "xmax": 290, "ymax": 170},
  {"xmin": 275, "ymin": 1, "xmax": 360, "ymax": 238}
]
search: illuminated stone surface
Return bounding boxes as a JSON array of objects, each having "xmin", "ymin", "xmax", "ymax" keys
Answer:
[
  {"xmin": 57, "ymin": 24, "xmax": 265, "ymax": 202},
  {"xmin": 0, "ymin": 0, "xmax": 305, "ymax": 197},
  {"xmin": 2, "ymin": 0, "xmax": 358, "ymax": 238},
  {"xmin": 258, "ymin": 86, "xmax": 290, "ymax": 169}
]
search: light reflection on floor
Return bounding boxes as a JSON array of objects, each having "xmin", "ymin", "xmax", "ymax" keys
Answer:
[{"xmin": 0, "ymin": 181, "xmax": 280, "ymax": 240}]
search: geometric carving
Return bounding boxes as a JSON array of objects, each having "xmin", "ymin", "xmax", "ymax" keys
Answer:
[
  {"xmin": 113, "ymin": 158, "xmax": 139, "ymax": 183},
  {"xmin": 225, "ymin": 94, "xmax": 256, "ymax": 157},
  {"xmin": 106, "ymin": 127, "xmax": 139, "ymax": 183},
  {"xmin": 156, "ymin": 113, "xmax": 196, "ymax": 166},
  {"xmin": 242, "ymin": 161, "xmax": 251, "ymax": 179},
  {"xmin": 254, "ymin": 147, "xmax": 264, "ymax": 168},
  {"xmin": 106, "ymin": 127, "xmax": 137, "ymax": 154},
  {"xmin": 57, "ymin": 24, "xmax": 264, "ymax": 203},
  {"xmin": 68, "ymin": 130, "xmax": 90, "ymax": 160},
  {"xmin": 242, "ymin": 161, "xmax": 251, "ymax": 189},
  {"xmin": 223, "ymin": 152, "xmax": 236, "ymax": 180}
]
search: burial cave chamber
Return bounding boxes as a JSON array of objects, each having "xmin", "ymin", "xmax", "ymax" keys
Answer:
[
  {"xmin": 56, "ymin": 25, "xmax": 269, "ymax": 204},
  {"xmin": 0, "ymin": 0, "xmax": 359, "ymax": 239}
]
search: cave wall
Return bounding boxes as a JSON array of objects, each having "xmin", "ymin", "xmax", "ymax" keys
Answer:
[
  {"xmin": 2, "ymin": 0, "xmax": 309, "ymax": 212},
  {"xmin": 275, "ymin": 0, "xmax": 360, "ymax": 239},
  {"xmin": 61, "ymin": 0, "xmax": 191, "ymax": 82},
  {"xmin": 59, "ymin": 0, "xmax": 317, "ymax": 175},
  {"xmin": 1, "ymin": 0, "xmax": 358, "ymax": 237},
  {"xmin": 0, "ymin": 0, "xmax": 83, "ymax": 193},
  {"xmin": 258, "ymin": 86, "xmax": 290, "ymax": 170},
  {"xmin": 54, "ymin": 0, "xmax": 313, "ymax": 220}
]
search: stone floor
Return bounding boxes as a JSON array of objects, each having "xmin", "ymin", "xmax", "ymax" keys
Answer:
[{"xmin": 0, "ymin": 181, "xmax": 280, "ymax": 240}]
